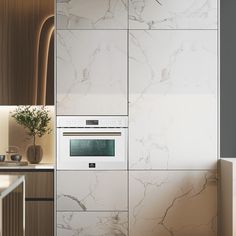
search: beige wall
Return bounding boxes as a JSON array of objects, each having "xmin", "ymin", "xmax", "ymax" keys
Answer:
[
  {"xmin": 0, "ymin": 106, "xmax": 54, "ymax": 163},
  {"xmin": 0, "ymin": 107, "xmax": 10, "ymax": 155}
]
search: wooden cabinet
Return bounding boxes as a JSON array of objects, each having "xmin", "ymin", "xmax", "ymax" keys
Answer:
[
  {"xmin": 24, "ymin": 171, "xmax": 54, "ymax": 199},
  {"xmin": 0, "ymin": 170, "xmax": 54, "ymax": 236},
  {"xmin": 220, "ymin": 159, "xmax": 236, "ymax": 236},
  {"xmin": 26, "ymin": 201, "xmax": 54, "ymax": 236},
  {"xmin": 2, "ymin": 181, "xmax": 24, "ymax": 236}
]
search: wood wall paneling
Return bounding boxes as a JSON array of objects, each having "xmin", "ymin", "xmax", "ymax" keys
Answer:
[{"xmin": 0, "ymin": 0, "xmax": 54, "ymax": 105}]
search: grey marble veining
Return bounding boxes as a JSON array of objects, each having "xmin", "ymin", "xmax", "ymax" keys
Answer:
[
  {"xmin": 57, "ymin": 30, "xmax": 127, "ymax": 115},
  {"xmin": 129, "ymin": 30, "xmax": 217, "ymax": 170},
  {"xmin": 129, "ymin": 0, "xmax": 217, "ymax": 29},
  {"xmin": 57, "ymin": 171, "xmax": 128, "ymax": 211},
  {"xmin": 57, "ymin": 0, "xmax": 128, "ymax": 29},
  {"xmin": 57, "ymin": 212, "xmax": 128, "ymax": 236},
  {"xmin": 129, "ymin": 171, "xmax": 217, "ymax": 236}
]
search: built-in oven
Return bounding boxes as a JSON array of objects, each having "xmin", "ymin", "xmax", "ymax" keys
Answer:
[{"xmin": 57, "ymin": 116, "xmax": 128, "ymax": 170}]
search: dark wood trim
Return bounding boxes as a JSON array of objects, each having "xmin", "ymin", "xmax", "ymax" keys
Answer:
[
  {"xmin": 26, "ymin": 198, "xmax": 54, "ymax": 201},
  {"xmin": 0, "ymin": 169, "xmax": 54, "ymax": 172}
]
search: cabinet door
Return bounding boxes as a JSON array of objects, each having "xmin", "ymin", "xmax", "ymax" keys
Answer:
[
  {"xmin": 57, "ymin": 171, "xmax": 127, "ymax": 211},
  {"xmin": 56, "ymin": 30, "xmax": 127, "ymax": 115},
  {"xmin": 129, "ymin": 171, "xmax": 217, "ymax": 236},
  {"xmin": 57, "ymin": 212, "xmax": 128, "ymax": 236},
  {"xmin": 56, "ymin": 0, "xmax": 128, "ymax": 30},
  {"xmin": 2, "ymin": 184, "xmax": 24, "ymax": 236},
  {"xmin": 129, "ymin": 30, "xmax": 217, "ymax": 170},
  {"xmin": 26, "ymin": 201, "xmax": 54, "ymax": 236}
]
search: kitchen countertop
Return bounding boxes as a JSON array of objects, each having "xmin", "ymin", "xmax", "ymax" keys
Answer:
[
  {"xmin": 221, "ymin": 158, "xmax": 236, "ymax": 163},
  {"xmin": 0, "ymin": 175, "xmax": 25, "ymax": 199},
  {"xmin": 0, "ymin": 163, "xmax": 55, "ymax": 170}
]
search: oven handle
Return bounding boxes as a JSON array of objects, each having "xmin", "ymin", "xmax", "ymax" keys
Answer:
[{"xmin": 63, "ymin": 132, "xmax": 122, "ymax": 136}]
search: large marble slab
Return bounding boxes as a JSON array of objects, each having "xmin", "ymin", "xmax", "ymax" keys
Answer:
[
  {"xmin": 129, "ymin": 0, "xmax": 217, "ymax": 29},
  {"xmin": 57, "ymin": 171, "xmax": 127, "ymax": 211},
  {"xmin": 57, "ymin": 211, "xmax": 128, "ymax": 236},
  {"xmin": 57, "ymin": 30, "xmax": 127, "ymax": 115},
  {"xmin": 129, "ymin": 171, "xmax": 217, "ymax": 236},
  {"xmin": 57, "ymin": 0, "xmax": 128, "ymax": 29},
  {"xmin": 129, "ymin": 30, "xmax": 217, "ymax": 170}
]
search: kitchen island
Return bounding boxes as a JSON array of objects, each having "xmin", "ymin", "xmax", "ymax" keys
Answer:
[
  {"xmin": 0, "ymin": 169, "xmax": 54, "ymax": 236},
  {"xmin": 0, "ymin": 175, "xmax": 25, "ymax": 236}
]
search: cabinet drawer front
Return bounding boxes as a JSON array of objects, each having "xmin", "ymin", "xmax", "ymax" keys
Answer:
[
  {"xmin": 0, "ymin": 171, "xmax": 54, "ymax": 198},
  {"xmin": 57, "ymin": 212, "xmax": 128, "ymax": 236},
  {"xmin": 57, "ymin": 171, "xmax": 127, "ymax": 211},
  {"xmin": 26, "ymin": 201, "xmax": 54, "ymax": 236},
  {"xmin": 24, "ymin": 171, "xmax": 54, "ymax": 199}
]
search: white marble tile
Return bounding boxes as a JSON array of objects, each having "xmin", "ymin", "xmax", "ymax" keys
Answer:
[
  {"xmin": 57, "ymin": 171, "xmax": 127, "ymax": 211},
  {"xmin": 57, "ymin": 0, "xmax": 128, "ymax": 29},
  {"xmin": 129, "ymin": 171, "xmax": 217, "ymax": 236},
  {"xmin": 129, "ymin": 0, "xmax": 217, "ymax": 29},
  {"xmin": 57, "ymin": 30, "xmax": 127, "ymax": 115},
  {"xmin": 57, "ymin": 211, "xmax": 128, "ymax": 236},
  {"xmin": 129, "ymin": 30, "xmax": 217, "ymax": 170}
]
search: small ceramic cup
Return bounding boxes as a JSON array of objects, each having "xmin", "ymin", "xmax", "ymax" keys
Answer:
[
  {"xmin": 0, "ymin": 155, "xmax": 5, "ymax": 162},
  {"xmin": 11, "ymin": 154, "xmax": 22, "ymax": 162}
]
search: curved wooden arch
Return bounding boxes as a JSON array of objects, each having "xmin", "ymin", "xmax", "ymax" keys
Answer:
[{"xmin": 34, "ymin": 15, "xmax": 54, "ymax": 105}]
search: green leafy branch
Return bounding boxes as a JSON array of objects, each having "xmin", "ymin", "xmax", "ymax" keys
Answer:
[{"xmin": 11, "ymin": 106, "xmax": 52, "ymax": 146}]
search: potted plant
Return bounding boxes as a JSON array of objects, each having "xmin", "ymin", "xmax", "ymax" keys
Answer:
[{"xmin": 12, "ymin": 106, "xmax": 52, "ymax": 164}]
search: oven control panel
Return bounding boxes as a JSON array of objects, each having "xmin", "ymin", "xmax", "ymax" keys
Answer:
[{"xmin": 57, "ymin": 116, "xmax": 128, "ymax": 128}]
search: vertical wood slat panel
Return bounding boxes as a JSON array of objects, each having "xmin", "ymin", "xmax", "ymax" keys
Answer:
[
  {"xmin": 0, "ymin": 0, "xmax": 54, "ymax": 105},
  {"xmin": 0, "ymin": 171, "xmax": 54, "ymax": 235},
  {"xmin": 26, "ymin": 201, "xmax": 54, "ymax": 236},
  {"xmin": 1, "ymin": 171, "xmax": 54, "ymax": 199},
  {"xmin": 2, "ymin": 184, "xmax": 24, "ymax": 236}
]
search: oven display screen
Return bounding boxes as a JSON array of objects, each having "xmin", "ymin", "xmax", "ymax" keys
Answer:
[{"xmin": 70, "ymin": 140, "xmax": 115, "ymax": 157}]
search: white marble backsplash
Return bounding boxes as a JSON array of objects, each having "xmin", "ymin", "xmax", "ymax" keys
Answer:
[
  {"xmin": 129, "ymin": 30, "xmax": 217, "ymax": 170},
  {"xmin": 129, "ymin": 171, "xmax": 217, "ymax": 236},
  {"xmin": 57, "ymin": 30, "xmax": 127, "ymax": 115},
  {"xmin": 57, "ymin": 0, "xmax": 128, "ymax": 29},
  {"xmin": 57, "ymin": 171, "xmax": 128, "ymax": 211},
  {"xmin": 0, "ymin": 107, "xmax": 9, "ymax": 155},
  {"xmin": 129, "ymin": 0, "xmax": 217, "ymax": 29},
  {"xmin": 57, "ymin": 211, "xmax": 128, "ymax": 236}
]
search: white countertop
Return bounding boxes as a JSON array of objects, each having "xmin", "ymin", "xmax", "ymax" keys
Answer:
[
  {"xmin": 0, "ymin": 163, "xmax": 55, "ymax": 170},
  {"xmin": 221, "ymin": 158, "xmax": 236, "ymax": 163},
  {"xmin": 0, "ymin": 175, "xmax": 25, "ymax": 199}
]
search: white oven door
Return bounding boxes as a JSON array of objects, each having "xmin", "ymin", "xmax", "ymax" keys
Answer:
[{"xmin": 57, "ymin": 128, "xmax": 127, "ymax": 170}]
